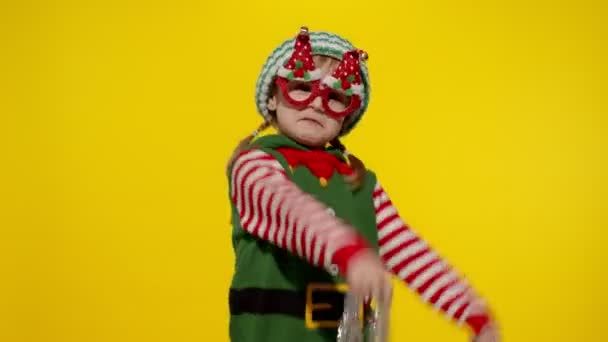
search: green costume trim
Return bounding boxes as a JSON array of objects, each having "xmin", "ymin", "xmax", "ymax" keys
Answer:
[{"xmin": 228, "ymin": 134, "xmax": 379, "ymax": 342}]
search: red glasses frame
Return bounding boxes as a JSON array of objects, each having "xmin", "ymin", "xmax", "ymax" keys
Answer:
[{"xmin": 275, "ymin": 77, "xmax": 361, "ymax": 119}]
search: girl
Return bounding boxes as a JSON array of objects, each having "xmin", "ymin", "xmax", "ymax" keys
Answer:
[{"xmin": 226, "ymin": 27, "xmax": 500, "ymax": 342}]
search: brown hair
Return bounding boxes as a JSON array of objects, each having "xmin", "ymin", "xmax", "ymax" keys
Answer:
[
  {"xmin": 226, "ymin": 55, "xmax": 367, "ymax": 189},
  {"xmin": 328, "ymin": 137, "xmax": 367, "ymax": 189},
  {"xmin": 225, "ymin": 120, "xmax": 272, "ymax": 176}
]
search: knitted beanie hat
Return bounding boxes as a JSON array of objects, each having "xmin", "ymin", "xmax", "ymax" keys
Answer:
[{"xmin": 255, "ymin": 28, "xmax": 371, "ymax": 136}]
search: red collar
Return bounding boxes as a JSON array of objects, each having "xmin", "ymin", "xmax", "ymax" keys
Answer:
[{"xmin": 276, "ymin": 147, "xmax": 353, "ymax": 180}]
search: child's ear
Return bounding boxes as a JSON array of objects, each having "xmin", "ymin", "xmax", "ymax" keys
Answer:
[{"xmin": 267, "ymin": 95, "xmax": 277, "ymax": 111}]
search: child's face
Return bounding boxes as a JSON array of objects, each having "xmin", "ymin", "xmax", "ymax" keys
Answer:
[
  {"xmin": 269, "ymin": 82, "xmax": 346, "ymax": 148},
  {"xmin": 267, "ymin": 56, "xmax": 348, "ymax": 148}
]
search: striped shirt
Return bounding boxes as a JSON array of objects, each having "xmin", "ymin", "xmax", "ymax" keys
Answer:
[{"xmin": 230, "ymin": 149, "xmax": 489, "ymax": 335}]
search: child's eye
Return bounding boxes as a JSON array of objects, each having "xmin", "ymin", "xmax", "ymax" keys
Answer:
[
  {"xmin": 328, "ymin": 91, "xmax": 350, "ymax": 106},
  {"xmin": 325, "ymin": 90, "xmax": 352, "ymax": 112},
  {"xmin": 287, "ymin": 81, "xmax": 313, "ymax": 101},
  {"xmin": 289, "ymin": 82, "xmax": 312, "ymax": 92}
]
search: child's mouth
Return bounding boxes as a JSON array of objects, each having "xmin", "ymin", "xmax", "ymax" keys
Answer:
[{"xmin": 299, "ymin": 117, "xmax": 323, "ymax": 127}]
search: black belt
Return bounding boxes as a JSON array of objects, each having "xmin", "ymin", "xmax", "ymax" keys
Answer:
[{"xmin": 229, "ymin": 287, "xmax": 348, "ymax": 323}]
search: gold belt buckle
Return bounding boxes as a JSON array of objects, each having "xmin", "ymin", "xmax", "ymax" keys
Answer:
[{"xmin": 305, "ymin": 283, "xmax": 364, "ymax": 329}]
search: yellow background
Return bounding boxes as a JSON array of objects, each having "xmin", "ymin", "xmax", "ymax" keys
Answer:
[{"xmin": 1, "ymin": 0, "xmax": 607, "ymax": 341}]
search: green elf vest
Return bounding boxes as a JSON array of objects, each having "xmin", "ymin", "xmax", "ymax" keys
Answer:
[{"xmin": 228, "ymin": 134, "xmax": 379, "ymax": 342}]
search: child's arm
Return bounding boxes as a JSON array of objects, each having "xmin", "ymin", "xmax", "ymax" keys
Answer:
[
  {"xmin": 230, "ymin": 149, "xmax": 372, "ymax": 277},
  {"xmin": 372, "ymin": 180, "xmax": 494, "ymax": 336}
]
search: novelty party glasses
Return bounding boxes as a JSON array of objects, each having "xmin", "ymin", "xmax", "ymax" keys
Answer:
[
  {"xmin": 274, "ymin": 78, "xmax": 361, "ymax": 118},
  {"xmin": 274, "ymin": 27, "xmax": 367, "ymax": 119}
]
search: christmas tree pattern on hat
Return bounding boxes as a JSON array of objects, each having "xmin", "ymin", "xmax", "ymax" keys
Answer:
[
  {"xmin": 322, "ymin": 49, "xmax": 366, "ymax": 97},
  {"xmin": 277, "ymin": 27, "xmax": 323, "ymax": 81}
]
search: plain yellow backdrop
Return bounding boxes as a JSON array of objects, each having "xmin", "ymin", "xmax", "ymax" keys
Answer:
[{"xmin": 1, "ymin": 0, "xmax": 607, "ymax": 341}]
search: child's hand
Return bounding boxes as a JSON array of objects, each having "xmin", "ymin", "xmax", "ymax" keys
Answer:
[
  {"xmin": 473, "ymin": 322, "xmax": 500, "ymax": 342},
  {"xmin": 464, "ymin": 289, "xmax": 500, "ymax": 342},
  {"xmin": 345, "ymin": 249, "xmax": 392, "ymax": 305}
]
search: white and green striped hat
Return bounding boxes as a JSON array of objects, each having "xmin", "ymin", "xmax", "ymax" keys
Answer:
[{"xmin": 255, "ymin": 29, "xmax": 371, "ymax": 136}]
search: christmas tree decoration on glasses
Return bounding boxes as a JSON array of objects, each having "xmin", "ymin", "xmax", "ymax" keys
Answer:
[{"xmin": 274, "ymin": 26, "xmax": 369, "ymax": 119}]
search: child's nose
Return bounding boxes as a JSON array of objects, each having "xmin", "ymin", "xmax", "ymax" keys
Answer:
[{"xmin": 309, "ymin": 94, "xmax": 323, "ymax": 111}]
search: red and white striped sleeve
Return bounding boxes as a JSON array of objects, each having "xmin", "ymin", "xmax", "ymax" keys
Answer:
[
  {"xmin": 373, "ymin": 181, "xmax": 491, "ymax": 335},
  {"xmin": 230, "ymin": 149, "xmax": 371, "ymax": 276}
]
